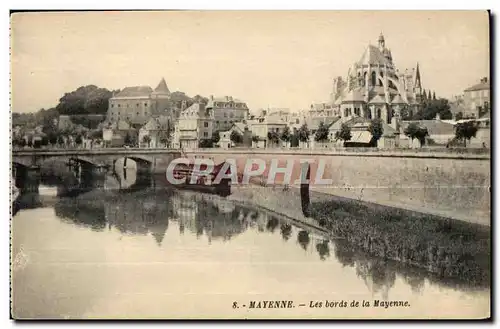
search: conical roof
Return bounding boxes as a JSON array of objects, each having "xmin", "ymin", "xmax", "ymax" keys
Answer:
[{"xmin": 153, "ymin": 77, "xmax": 170, "ymax": 94}]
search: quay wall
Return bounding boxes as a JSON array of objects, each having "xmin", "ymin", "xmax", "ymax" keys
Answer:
[{"xmin": 183, "ymin": 149, "xmax": 490, "ymax": 225}]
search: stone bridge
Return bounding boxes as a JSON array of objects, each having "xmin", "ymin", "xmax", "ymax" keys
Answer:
[{"xmin": 12, "ymin": 148, "xmax": 182, "ymax": 174}]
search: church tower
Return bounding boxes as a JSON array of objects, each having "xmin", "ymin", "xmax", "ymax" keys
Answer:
[
  {"xmin": 414, "ymin": 63, "xmax": 423, "ymax": 103},
  {"xmin": 378, "ymin": 32, "xmax": 385, "ymax": 50}
]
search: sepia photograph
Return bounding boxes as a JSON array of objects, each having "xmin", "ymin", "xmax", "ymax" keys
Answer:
[{"xmin": 9, "ymin": 10, "xmax": 491, "ymax": 320}]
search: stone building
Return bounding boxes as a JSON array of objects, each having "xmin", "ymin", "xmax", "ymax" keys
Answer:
[
  {"xmin": 172, "ymin": 103, "xmax": 214, "ymax": 149},
  {"xmin": 330, "ymin": 33, "xmax": 424, "ymax": 128},
  {"xmin": 463, "ymin": 77, "xmax": 490, "ymax": 118},
  {"xmin": 106, "ymin": 78, "xmax": 177, "ymax": 125},
  {"xmin": 205, "ymin": 95, "xmax": 249, "ymax": 131}
]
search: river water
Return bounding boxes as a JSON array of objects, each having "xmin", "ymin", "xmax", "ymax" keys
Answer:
[{"xmin": 11, "ymin": 164, "xmax": 490, "ymax": 319}]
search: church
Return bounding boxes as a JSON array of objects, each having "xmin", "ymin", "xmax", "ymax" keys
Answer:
[{"xmin": 329, "ymin": 33, "xmax": 424, "ymax": 128}]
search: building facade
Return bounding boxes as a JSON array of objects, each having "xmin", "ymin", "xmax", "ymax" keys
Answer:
[
  {"xmin": 172, "ymin": 103, "xmax": 214, "ymax": 149},
  {"xmin": 107, "ymin": 78, "xmax": 177, "ymax": 125},
  {"xmin": 206, "ymin": 95, "xmax": 249, "ymax": 131},
  {"xmin": 463, "ymin": 77, "xmax": 490, "ymax": 118},
  {"xmin": 330, "ymin": 33, "xmax": 424, "ymax": 128}
]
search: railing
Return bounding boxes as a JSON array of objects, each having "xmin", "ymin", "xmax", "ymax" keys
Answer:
[{"xmin": 12, "ymin": 145, "xmax": 490, "ymax": 157}]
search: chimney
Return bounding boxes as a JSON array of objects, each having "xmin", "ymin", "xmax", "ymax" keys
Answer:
[{"xmin": 225, "ymin": 96, "xmax": 230, "ymax": 101}]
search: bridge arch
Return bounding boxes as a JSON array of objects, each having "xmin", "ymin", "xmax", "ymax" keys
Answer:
[{"xmin": 11, "ymin": 159, "xmax": 32, "ymax": 168}]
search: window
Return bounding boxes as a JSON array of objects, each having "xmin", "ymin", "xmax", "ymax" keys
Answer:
[
  {"xmin": 137, "ymin": 112, "xmax": 140, "ymax": 115},
  {"xmin": 203, "ymin": 132, "xmax": 208, "ymax": 137},
  {"xmin": 204, "ymin": 122, "xmax": 208, "ymax": 127},
  {"xmin": 230, "ymin": 112, "xmax": 234, "ymax": 118},
  {"xmin": 118, "ymin": 104, "xmax": 121, "ymax": 108},
  {"xmin": 111, "ymin": 104, "xmax": 114, "ymax": 108},
  {"xmin": 216, "ymin": 121, "xmax": 219, "ymax": 124},
  {"xmin": 137, "ymin": 103, "xmax": 140, "ymax": 107},
  {"xmin": 224, "ymin": 113, "xmax": 228, "ymax": 118},
  {"xmin": 144, "ymin": 103, "xmax": 148, "ymax": 107},
  {"xmin": 371, "ymin": 71, "xmax": 376, "ymax": 86},
  {"xmin": 377, "ymin": 108, "xmax": 382, "ymax": 119}
]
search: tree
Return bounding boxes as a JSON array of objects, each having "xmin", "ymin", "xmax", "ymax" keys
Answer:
[
  {"xmin": 297, "ymin": 124, "xmax": 310, "ymax": 143},
  {"xmin": 56, "ymin": 85, "xmax": 114, "ymax": 115},
  {"xmin": 335, "ymin": 123, "xmax": 352, "ymax": 143},
  {"xmin": 124, "ymin": 132, "xmax": 133, "ymax": 146},
  {"xmin": 367, "ymin": 118, "xmax": 384, "ymax": 147},
  {"xmin": 314, "ymin": 122, "xmax": 330, "ymax": 142},
  {"xmin": 75, "ymin": 134, "xmax": 83, "ymax": 146},
  {"xmin": 413, "ymin": 98, "xmax": 452, "ymax": 120},
  {"xmin": 230, "ymin": 130, "xmax": 243, "ymax": 144},
  {"xmin": 432, "ymin": 91, "xmax": 436, "ymax": 100},
  {"xmin": 455, "ymin": 121, "xmax": 478, "ymax": 147},
  {"xmin": 280, "ymin": 126, "xmax": 291, "ymax": 144},
  {"xmin": 251, "ymin": 135, "xmax": 260, "ymax": 143},
  {"xmin": 158, "ymin": 122, "xmax": 173, "ymax": 147},
  {"xmin": 26, "ymin": 135, "xmax": 33, "ymax": 148},
  {"xmin": 142, "ymin": 135, "xmax": 152, "ymax": 147},
  {"xmin": 404, "ymin": 122, "xmax": 429, "ymax": 148},
  {"xmin": 267, "ymin": 131, "xmax": 280, "ymax": 146},
  {"xmin": 455, "ymin": 112, "xmax": 464, "ymax": 121},
  {"xmin": 18, "ymin": 138, "xmax": 26, "ymax": 148},
  {"xmin": 211, "ymin": 130, "xmax": 221, "ymax": 144}
]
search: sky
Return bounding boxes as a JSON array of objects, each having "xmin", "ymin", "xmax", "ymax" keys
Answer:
[{"xmin": 10, "ymin": 10, "xmax": 490, "ymax": 113}]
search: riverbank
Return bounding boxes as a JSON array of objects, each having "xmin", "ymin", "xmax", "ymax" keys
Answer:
[{"xmin": 228, "ymin": 183, "xmax": 490, "ymax": 287}]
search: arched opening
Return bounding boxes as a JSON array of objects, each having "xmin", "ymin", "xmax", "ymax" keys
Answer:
[
  {"xmin": 367, "ymin": 109, "xmax": 372, "ymax": 119},
  {"xmin": 387, "ymin": 108, "xmax": 392, "ymax": 124},
  {"xmin": 371, "ymin": 71, "xmax": 376, "ymax": 86},
  {"xmin": 363, "ymin": 72, "xmax": 367, "ymax": 87},
  {"xmin": 376, "ymin": 108, "xmax": 382, "ymax": 119}
]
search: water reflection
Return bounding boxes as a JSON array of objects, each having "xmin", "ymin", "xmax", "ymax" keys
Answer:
[{"xmin": 11, "ymin": 182, "xmax": 485, "ymax": 299}]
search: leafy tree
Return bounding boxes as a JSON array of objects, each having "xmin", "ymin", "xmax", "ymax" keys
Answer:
[
  {"xmin": 124, "ymin": 132, "xmax": 133, "ymax": 146},
  {"xmin": 455, "ymin": 121, "xmax": 479, "ymax": 147},
  {"xmin": 57, "ymin": 135, "xmax": 65, "ymax": 146},
  {"xmin": 26, "ymin": 135, "xmax": 33, "ymax": 148},
  {"xmin": 280, "ymin": 126, "xmax": 291, "ymax": 143},
  {"xmin": 251, "ymin": 135, "xmax": 260, "ymax": 143},
  {"xmin": 314, "ymin": 122, "xmax": 330, "ymax": 142},
  {"xmin": 198, "ymin": 139, "xmax": 213, "ymax": 148},
  {"xmin": 432, "ymin": 91, "xmax": 436, "ymax": 100},
  {"xmin": 297, "ymin": 124, "xmax": 310, "ymax": 143},
  {"xmin": 18, "ymin": 138, "xmax": 26, "ymax": 148},
  {"xmin": 158, "ymin": 122, "xmax": 173, "ymax": 147},
  {"xmin": 192, "ymin": 95, "xmax": 209, "ymax": 105},
  {"xmin": 297, "ymin": 230, "xmax": 311, "ymax": 251},
  {"xmin": 56, "ymin": 85, "xmax": 114, "ymax": 115},
  {"xmin": 267, "ymin": 131, "xmax": 280, "ymax": 146},
  {"xmin": 367, "ymin": 118, "xmax": 384, "ymax": 147},
  {"xmin": 404, "ymin": 122, "xmax": 429, "ymax": 148},
  {"xmin": 335, "ymin": 123, "xmax": 352, "ymax": 142},
  {"xmin": 211, "ymin": 130, "xmax": 221, "ymax": 144},
  {"xmin": 142, "ymin": 135, "xmax": 152, "ymax": 147},
  {"xmin": 413, "ymin": 98, "xmax": 452, "ymax": 120},
  {"xmin": 75, "ymin": 134, "xmax": 83, "ymax": 146},
  {"xmin": 455, "ymin": 112, "xmax": 464, "ymax": 121},
  {"xmin": 478, "ymin": 102, "xmax": 490, "ymax": 118},
  {"xmin": 230, "ymin": 130, "xmax": 243, "ymax": 144}
]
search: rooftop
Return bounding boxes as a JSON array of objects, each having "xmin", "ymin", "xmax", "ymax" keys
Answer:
[{"xmin": 113, "ymin": 86, "xmax": 153, "ymax": 98}]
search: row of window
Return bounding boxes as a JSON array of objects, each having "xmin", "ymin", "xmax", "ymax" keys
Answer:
[
  {"xmin": 213, "ymin": 102, "xmax": 246, "ymax": 108},
  {"xmin": 111, "ymin": 102, "xmax": 149, "ymax": 108}
]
